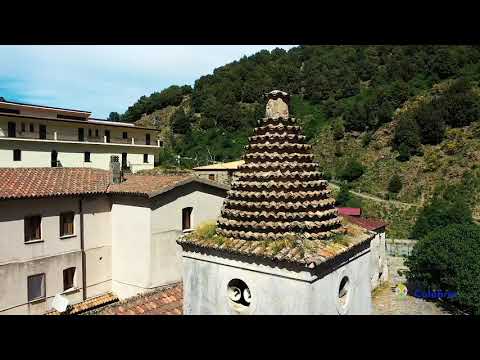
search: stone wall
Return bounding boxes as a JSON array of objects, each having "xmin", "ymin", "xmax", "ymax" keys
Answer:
[{"xmin": 386, "ymin": 239, "xmax": 417, "ymax": 257}]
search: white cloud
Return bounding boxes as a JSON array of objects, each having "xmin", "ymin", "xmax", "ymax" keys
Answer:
[{"xmin": 0, "ymin": 45, "xmax": 296, "ymax": 117}]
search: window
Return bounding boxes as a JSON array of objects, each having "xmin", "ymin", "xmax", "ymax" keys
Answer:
[
  {"xmin": 123, "ymin": 132, "xmax": 128, "ymax": 139},
  {"xmin": 121, "ymin": 153, "xmax": 127, "ymax": 169},
  {"xmin": 160, "ymin": 141, "xmax": 164, "ymax": 147},
  {"xmin": 24, "ymin": 215, "xmax": 41, "ymax": 242},
  {"xmin": 29, "ymin": 123, "xmax": 34, "ymax": 132},
  {"xmin": 209, "ymin": 174, "xmax": 215, "ymax": 181},
  {"xmin": 143, "ymin": 154, "xmax": 148, "ymax": 163},
  {"xmin": 7, "ymin": 122, "xmax": 16, "ymax": 137},
  {"xmin": 21, "ymin": 123, "xmax": 25, "ymax": 132},
  {"xmin": 39, "ymin": 125, "xmax": 46, "ymax": 139},
  {"xmin": 63, "ymin": 267, "xmax": 76, "ymax": 291},
  {"xmin": 105, "ymin": 130, "xmax": 110, "ymax": 143},
  {"xmin": 57, "ymin": 114, "xmax": 85, "ymax": 121},
  {"xmin": 28, "ymin": 273, "xmax": 46, "ymax": 302},
  {"xmin": 13, "ymin": 149, "xmax": 21, "ymax": 161},
  {"xmin": 78, "ymin": 128, "xmax": 84, "ymax": 142},
  {"xmin": 95, "ymin": 129, "xmax": 99, "ymax": 137},
  {"xmin": 88, "ymin": 129, "xmax": 92, "ymax": 137},
  {"xmin": 146, "ymin": 133, "xmax": 150, "ymax": 145},
  {"xmin": 182, "ymin": 207, "xmax": 193, "ymax": 231},
  {"xmin": 227, "ymin": 279, "xmax": 252, "ymax": 312},
  {"xmin": 84, "ymin": 152, "xmax": 91, "ymax": 163},
  {"xmin": 51, "ymin": 150, "xmax": 58, "ymax": 167},
  {"xmin": 338, "ymin": 276, "xmax": 350, "ymax": 308},
  {"xmin": 60, "ymin": 212, "xmax": 74, "ymax": 237},
  {"xmin": 0, "ymin": 107, "xmax": 20, "ymax": 115}
]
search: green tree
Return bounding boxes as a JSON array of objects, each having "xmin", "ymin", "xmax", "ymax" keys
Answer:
[
  {"xmin": 393, "ymin": 114, "xmax": 422, "ymax": 155},
  {"xmin": 338, "ymin": 159, "xmax": 365, "ymax": 182},
  {"xmin": 171, "ymin": 109, "xmax": 191, "ymax": 134},
  {"xmin": 108, "ymin": 112, "xmax": 121, "ymax": 122},
  {"xmin": 388, "ymin": 174, "xmax": 403, "ymax": 194},
  {"xmin": 406, "ymin": 224, "xmax": 480, "ymax": 315},
  {"xmin": 410, "ymin": 197, "xmax": 473, "ymax": 240},
  {"xmin": 336, "ymin": 185, "xmax": 351, "ymax": 206},
  {"xmin": 332, "ymin": 118, "xmax": 345, "ymax": 140}
]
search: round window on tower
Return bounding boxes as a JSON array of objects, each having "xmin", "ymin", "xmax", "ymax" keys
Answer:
[
  {"xmin": 227, "ymin": 279, "xmax": 252, "ymax": 313},
  {"xmin": 337, "ymin": 276, "xmax": 351, "ymax": 313}
]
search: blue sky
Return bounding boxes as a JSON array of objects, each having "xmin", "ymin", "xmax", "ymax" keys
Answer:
[{"xmin": 0, "ymin": 45, "xmax": 296, "ymax": 118}]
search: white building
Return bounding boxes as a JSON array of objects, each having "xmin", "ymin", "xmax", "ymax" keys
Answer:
[
  {"xmin": 0, "ymin": 167, "xmax": 228, "ymax": 315},
  {"xmin": 0, "ymin": 100, "xmax": 162, "ymax": 173}
]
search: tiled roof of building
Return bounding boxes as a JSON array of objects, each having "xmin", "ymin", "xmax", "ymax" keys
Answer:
[
  {"xmin": 107, "ymin": 175, "xmax": 229, "ymax": 198},
  {"xmin": 343, "ymin": 215, "xmax": 387, "ymax": 231},
  {"xmin": 338, "ymin": 207, "xmax": 362, "ymax": 216},
  {"xmin": 0, "ymin": 168, "xmax": 229, "ymax": 201},
  {"xmin": 215, "ymin": 91, "xmax": 342, "ymax": 241},
  {"xmin": 193, "ymin": 160, "xmax": 244, "ymax": 171},
  {"xmin": 46, "ymin": 292, "xmax": 119, "ymax": 315},
  {"xmin": 179, "ymin": 222, "xmax": 373, "ymax": 269},
  {"xmin": 94, "ymin": 283, "xmax": 183, "ymax": 315},
  {"xmin": 107, "ymin": 174, "xmax": 191, "ymax": 197},
  {"xmin": 0, "ymin": 167, "xmax": 111, "ymax": 200}
]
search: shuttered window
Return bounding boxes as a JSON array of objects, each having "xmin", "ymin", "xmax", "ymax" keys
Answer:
[
  {"xmin": 24, "ymin": 215, "xmax": 41, "ymax": 242},
  {"xmin": 60, "ymin": 212, "xmax": 74, "ymax": 237}
]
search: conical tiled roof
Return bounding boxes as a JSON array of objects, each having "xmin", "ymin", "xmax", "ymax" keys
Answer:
[{"xmin": 216, "ymin": 90, "xmax": 342, "ymax": 241}]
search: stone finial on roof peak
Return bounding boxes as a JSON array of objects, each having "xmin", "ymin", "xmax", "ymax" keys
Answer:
[{"xmin": 265, "ymin": 90, "xmax": 290, "ymax": 119}]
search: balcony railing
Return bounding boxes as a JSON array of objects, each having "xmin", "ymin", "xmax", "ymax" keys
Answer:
[{"xmin": 1, "ymin": 131, "xmax": 162, "ymax": 147}]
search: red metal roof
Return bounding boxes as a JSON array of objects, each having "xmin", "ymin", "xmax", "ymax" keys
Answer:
[
  {"xmin": 338, "ymin": 207, "xmax": 361, "ymax": 216},
  {"xmin": 344, "ymin": 215, "xmax": 387, "ymax": 231}
]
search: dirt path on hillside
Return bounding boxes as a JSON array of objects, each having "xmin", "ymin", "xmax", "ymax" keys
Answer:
[{"xmin": 328, "ymin": 182, "xmax": 420, "ymax": 209}]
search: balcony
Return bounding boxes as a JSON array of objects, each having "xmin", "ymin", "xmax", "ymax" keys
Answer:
[{"xmin": 1, "ymin": 131, "xmax": 162, "ymax": 148}]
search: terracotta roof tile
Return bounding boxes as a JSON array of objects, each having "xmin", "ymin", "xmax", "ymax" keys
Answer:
[
  {"xmin": 0, "ymin": 168, "xmax": 227, "ymax": 201},
  {"xmin": 93, "ymin": 283, "xmax": 183, "ymax": 315},
  {"xmin": 46, "ymin": 292, "xmax": 118, "ymax": 315},
  {"xmin": 0, "ymin": 167, "xmax": 110, "ymax": 200}
]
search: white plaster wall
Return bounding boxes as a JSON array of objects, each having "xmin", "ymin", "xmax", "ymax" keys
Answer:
[
  {"xmin": 111, "ymin": 197, "xmax": 152, "ymax": 299},
  {"xmin": 181, "ymin": 249, "xmax": 372, "ymax": 315},
  {"xmin": 0, "ymin": 140, "xmax": 155, "ymax": 172},
  {"xmin": 149, "ymin": 184, "xmax": 226, "ymax": 288},
  {"xmin": 0, "ymin": 252, "xmax": 83, "ymax": 314},
  {"xmin": 0, "ymin": 198, "xmax": 81, "ymax": 264},
  {"xmin": 82, "ymin": 197, "xmax": 112, "ymax": 299},
  {"xmin": 369, "ymin": 230, "xmax": 388, "ymax": 290},
  {"xmin": 0, "ymin": 196, "xmax": 114, "ymax": 313}
]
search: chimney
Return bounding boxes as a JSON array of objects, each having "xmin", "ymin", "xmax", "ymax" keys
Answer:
[{"xmin": 110, "ymin": 155, "xmax": 123, "ymax": 184}]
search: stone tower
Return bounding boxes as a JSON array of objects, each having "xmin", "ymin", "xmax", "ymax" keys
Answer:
[
  {"xmin": 178, "ymin": 90, "xmax": 375, "ymax": 315},
  {"xmin": 216, "ymin": 90, "xmax": 342, "ymax": 242}
]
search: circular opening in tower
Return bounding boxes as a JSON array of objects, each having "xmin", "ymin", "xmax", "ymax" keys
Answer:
[
  {"xmin": 227, "ymin": 279, "xmax": 251, "ymax": 312},
  {"xmin": 338, "ymin": 276, "xmax": 350, "ymax": 309}
]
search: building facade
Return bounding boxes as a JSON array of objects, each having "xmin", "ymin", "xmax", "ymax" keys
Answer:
[
  {"xmin": 0, "ymin": 168, "xmax": 227, "ymax": 314},
  {"xmin": 193, "ymin": 160, "xmax": 244, "ymax": 186},
  {"xmin": 0, "ymin": 100, "xmax": 162, "ymax": 173}
]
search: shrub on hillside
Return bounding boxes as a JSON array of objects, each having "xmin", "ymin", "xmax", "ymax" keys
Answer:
[
  {"xmin": 406, "ymin": 224, "xmax": 480, "ymax": 315},
  {"xmin": 335, "ymin": 185, "xmax": 351, "ymax": 206},
  {"xmin": 410, "ymin": 197, "xmax": 473, "ymax": 239},
  {"xmin": 338, "ymin": 159, "xmax": 365, "ymax": 182},
  {"xmin": 393, "ymin": 114, "xmax": 422, "ymax": 156},
  {"xmin": 388, "ymin": 174, "xmax": 403, "ymax": 194},
  {"xmin": 332, "ymin": 118, "xmax": 345, "ymax": 140}
]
